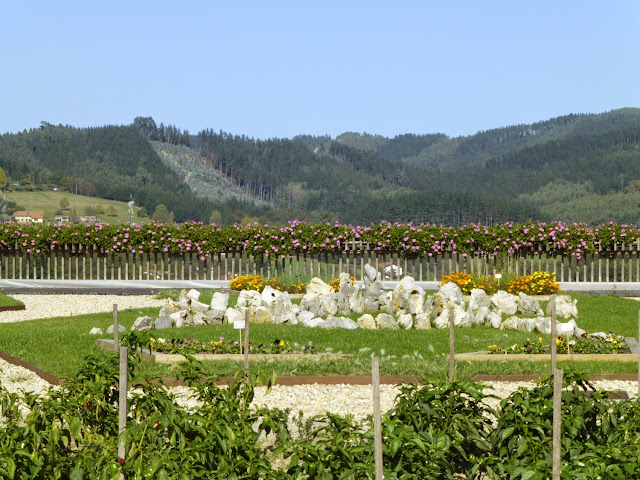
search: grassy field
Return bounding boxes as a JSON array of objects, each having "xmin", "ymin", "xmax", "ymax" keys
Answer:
[
  {"xmin": 0, "ymin": 292, "xmax": 638, "ymax": 381},
  {"xmin": 3, "ymin": 191, "xmax": 142, "ymax": 224}
]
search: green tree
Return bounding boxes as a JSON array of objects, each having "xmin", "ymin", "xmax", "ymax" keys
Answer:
[
  {"xmin": 209, "ymin": 210, "xmax": 222, "ymax": 225},
  {"xmin": 59, "ymin": 197, "xmax": 70, "ymax": 210},
  {"xmin": 152, "ymin": 204, "xmax": 172, "ymax": 223},
  {"xmin": 94, "ymin": 204, "xmax": 105, "ymax": 215},
  {"xmin": 106, "ymin": 205, "xmax": 117, "ymax": 217},
  {"xmin": 0, "ymin": 166, "xmax": 7, "ymax": 190},
  {"xmin": 137, "ymin": 206, "xmax": 148, "ymax": 218}
]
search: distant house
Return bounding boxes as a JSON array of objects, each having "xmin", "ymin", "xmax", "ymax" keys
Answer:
[
  {"xmin": 13, "ymin": 210, "xmax": 45, "ymax": 224},
  {"xmin": 79, "ymin": 215, "xmax": 99, "ymax": 224},
  {"xmin": 54, "ymin": 215, "xmax": 71, "ymax": 223}
]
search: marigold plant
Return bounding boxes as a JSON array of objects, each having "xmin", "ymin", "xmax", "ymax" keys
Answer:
[
  {"xmin": 506, "ymin": 271, "xmax": 561, "ymax": 295},
  {"xmin": 229, "ymin": 274, "xmax": 309, "ymax": 294}
]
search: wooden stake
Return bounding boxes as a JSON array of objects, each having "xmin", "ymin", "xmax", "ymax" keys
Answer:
[
  {"xmin": 372, "ymin": 357, "xmax": 383, "ymax": 480},
  {"xmin": 118, "ymin": 346, "xmax": 128, "ymax": 478},
  {"xmin": 113, "ymin": 304, "xmax": 119, "ymax": 350},
  {"xmin": 552, "ymin": 368, "xmax": 563, "ymax": 480},
  {"xmin": 244, "ymin": 309, "xmax": 250, "ymax": 374},
  {"xmin": 551, "ymin": 306, "xmax": 557, "ymax": 374},
  {"xmin": 449, "ymin": 305, "xmax": 455, "ymax": 382}
]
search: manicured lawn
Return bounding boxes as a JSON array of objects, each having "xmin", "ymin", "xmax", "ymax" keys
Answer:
[
  {"xmin": 0, "ymin": 293, "xmax": 24, "ymax": 308},
  {"xmin": 0, "ymin": 292, "xmax": 638, "ymax": 380}
]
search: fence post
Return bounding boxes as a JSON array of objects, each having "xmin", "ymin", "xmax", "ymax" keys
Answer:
[
  {"xmin": 118, "ymin": 346, "xmax": 128, "ymax": 478},
  {"xmin": 244, "ymin": 309, "xmax": 250, "ymax": 375},
  {"xmin": 113, "ymin": 304, "xmax": 119, "ymax": 350},
  {"xmin": 552, "ymin": 368, "xmax": 563, "ymax": 480},
  {"xmin": 372, "ymin": 357, "xmax": 383, "ymax": 480},
  {"xmin": 551, "ymin": 306, "xmax": 557, "ymax": 374},
  {"xmin": 449, "ymin": 305, "xmax": 455, "ymax": 382}
]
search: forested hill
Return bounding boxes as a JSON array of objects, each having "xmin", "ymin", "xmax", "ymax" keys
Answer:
[{"xmin": 0, "ymin": 108, "xmax": 639, "ymax": 226}]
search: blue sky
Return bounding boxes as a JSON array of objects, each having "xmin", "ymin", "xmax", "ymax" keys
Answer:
[{"xmin": 1, "ymin": 1, "xmax": 638, "ymax": 139}]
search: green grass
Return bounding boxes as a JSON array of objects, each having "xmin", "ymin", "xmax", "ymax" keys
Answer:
[
  {"xmin": 0, "ymin": 292, "xmax": 638, "ymax": 381},
  {"xmin": 0, "ymin": 292, "xmax": 24, "ymax": 308},
  {"xmin": 4, "ymin": 191, "xmax": 143, "ymax": 224}
]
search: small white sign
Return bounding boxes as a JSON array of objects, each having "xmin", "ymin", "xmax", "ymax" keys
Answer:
[
  {"xmin": 233, "ymin": 320, "xmax": 246, "ymax": 329},
  {"xmin": 494, "ymin": 273, "xmax": 502, "ymax": 279}
]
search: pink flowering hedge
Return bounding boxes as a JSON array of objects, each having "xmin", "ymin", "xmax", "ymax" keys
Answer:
[{"xmin": 0, "ymin": 221, "xmax": 636, "ymax": 259}]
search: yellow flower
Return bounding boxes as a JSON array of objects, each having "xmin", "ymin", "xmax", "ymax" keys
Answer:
[
  {"xmin": 539, "ymin": 337, "xmax": 543, "ymax": 343},
  {"xmin": 279, "ymin": 340, "xmax": 284, "ymax": 347}
]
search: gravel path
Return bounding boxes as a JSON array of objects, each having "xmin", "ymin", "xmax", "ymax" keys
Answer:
[{"xmin": 0, "ymin": 295, "xmax": 638, "ymax": 421}]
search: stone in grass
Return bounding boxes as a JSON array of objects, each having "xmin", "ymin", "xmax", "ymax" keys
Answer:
[
  {"xmin": 376, "ymin": 313, "xmax": 399, "ymax": 330},
  {"xmin": 131, "ymin": 316, "xmax": 154, "ymax": 331},
  {"xmin": 106, "ymin": 324, "xmax": 126, "ymax": 334},
  {"xmin": 397, "ymin": 313, "xmax": 413, "ymax": 330},
  {"xmin": 517, "ymin": 292, "xmax": 544, "ymax": 316},
  {"xmin": 224, "ymin": 307, "xmax": 244, "ymax": 325},
  {"xmin": 486, "ymin": 311, "xmax": 502, "ymax": 329},
  {"xmin": 187, "ymin": 289, "xmax": 201, "ymax": 302},
  {"xmin": 154, "ymin": 316, "xmax": 173, "ymax": 330},
  {"xmin": 302, "ymin": 317, "xmax": 326, "ymax": 328},
  {"xmin": 89, "ymin": 327, "xmax": 104, "ymax": 335},
  {"xmin": 190, "ymin": 300, "xmax": 210, "ymax": 313},
  {"xmin": 210, "ymin": 292, "xmax": 230, "ymax": 312},
  {"xmin": 297, "ymin": 310, "xmax": 316, "ymax": 325},
  {"xmin": 192, "ymin": 311, "xmax": 207, "ymax": 326},
  {"xmin": 357, "ymin": 313, "xmax": 377, "ymax": 330},
  {"xmin": 204, "ymin": 310, "xmax": 223, "ymax": 325},
  {"xmin": 414, "ymin": 312, "xmax": 432, "ymax": 330},
  {"xmin": 324, "ymin": 315, "xmax": 358, "ymax": 329}
]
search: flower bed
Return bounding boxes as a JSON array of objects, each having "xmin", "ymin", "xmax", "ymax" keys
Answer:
[
  {"xmin": 489, "ymin": 333, "xmax": 628, "ymax": 355},
  {"xmin": 148, "ymin": 336, "xmax": 314, "ymax": 355},
  {"xmin": 442, "ymin": 270, "xmax": 561, "ymax": 295}
]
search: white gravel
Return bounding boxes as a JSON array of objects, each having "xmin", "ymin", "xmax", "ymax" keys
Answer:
[{"xmin": 0, "ymin": 294, "xmax": 638, "ymax": 422}]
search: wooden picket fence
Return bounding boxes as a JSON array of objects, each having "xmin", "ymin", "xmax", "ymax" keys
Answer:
[{"xmin": 0, "ymin": 243, "xmax": 639, "ymax": 282}]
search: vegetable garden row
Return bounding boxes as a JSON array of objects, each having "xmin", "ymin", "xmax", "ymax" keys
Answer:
[{"xmin": 1, "ymin": 346, "xmax": 638, "ymax": 479}]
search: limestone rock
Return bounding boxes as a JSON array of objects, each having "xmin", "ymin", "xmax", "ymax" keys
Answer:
[
  {"xmin": 131, "ymin": 316, "xmax": 154, "ymax": 331},
  {"xmin": 486, "ymin": 311, "xmax": 502, "ymax": 329},
  {"xmin": 224, "ymin": 307, "xmax": 244, "ymax": 325},
  {"xmin": 490, "ymin": 291, "xmax": 518, "ymax": 315},
  {"xmin": 391, "ymin": 276, "xmax": 425, "ymax": 315},
  {"xmin": 397, "ymin": 313, "xmax": 413, "ymax": 330},
  {"xmin": 296, "ymin": 310, "xmax": 316, "ymax": 325},
  {"xmin": 303, "ymin": 317, "xmax": 326, "ymax": 328},
  {"xmin": 348, "ymin": 285, "xmax": 365, "ymax": 314},
  {"xmin": 469, "ymin": 289, "xmax": 491, "ymax": 313},
  {"xmin": 546, "ymin": 295, "xmax": 578, "ymax": 319},
  {"xmin": 253, "ymin": 306, "xmax": 274, "ymax": 324},
  {"xmin": 320, "ymin": 294, "xmax": 339, "ymax": 316},
  {"xmin": 304, "ymin": 278, "xmax": 334, "ymax": 298},
  {"xmin": 433, "ymin": 305, "xmax": 466, "ymax": 328},
  {"xmin": 517, "ymin": 292, "xmax": 543, "ymax": 316},
  {"xmin": 89, "ymin": 327, "xmax": 103, "ymax": 335},
  {"xmin": 474, "ymin": 306, "xmax": 490, "ymax": 325},
  {"xmin": 210, "ymin": 292, "xmax": 230, "ymax": 311},
  {"xmin": 190, "ymin": 300, "xmax": 210, "ymax": 313},
  {"xmin": 325, "ymin": 315, "xmax": 358, "ymax": 329},
  {"xmin": 192, "ymin": 311, "xmax": 207, "ymax": 326},
  {"xmin": 187, "ymin": 289, "xmax": 200, "ymax": 302},
  {"xmin": 236, "ymin": 290, "xmax": 262, "ymax": 308},
  {"xmin": 106, "ymin": 324, "xmax": 126, "ymax": 334},
  {"xmin": 154, "ymin": 316, "xmax": 173, "ymax": 330},
  {"xmin": 357, "ymin": 314, "xmax": 377, "ymax": 330},
  {"xmin": 414, "ymin": 312, "xmax": 432, "ymax": 330},
  {"xmin": 376, "ymin": 313, "xmax": 399, "ymax": 330},
  {"xmin": 534, "ymin": 316, "xmax": 551, "ymax": 334},
  {"xmin": 433, "ymin": 282, "xmax": 464, "ymax": 314}
]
